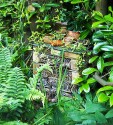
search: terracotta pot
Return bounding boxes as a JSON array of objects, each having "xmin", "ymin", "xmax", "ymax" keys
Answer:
[
  {"xmin": 67, "ymin": 31, "xmax": 80, "ymax": 40},
  {"xmin": 64, "ymin": 36, "xmax": 74, "ymax": 46},
  {"xmin": 60, "ymin": 26, "xmax": 67, "ymax": 34},
  {"xmin": 50, "ymin": 40, "xmax": 64, "ymax": 46},
  {"xmin": 43, "ymin": 35, "xmax": 53, "ymax": 44}
]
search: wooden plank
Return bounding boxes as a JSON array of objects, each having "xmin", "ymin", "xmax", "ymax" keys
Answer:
[
  {"xmin": 33, "ymin": 50, "xmax": 40, "ymax": 74},
  {"xmin": 70, "ymin": 59, "xmax": 79, "ymax": 81},
  {"xmin": 51, "ymin": 49, "xmax": 80, "ymax": 59}
]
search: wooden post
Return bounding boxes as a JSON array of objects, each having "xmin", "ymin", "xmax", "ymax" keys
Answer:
[
  {"xmin": 33, "ymin": 49, "xmax": 40, "ymax": 74},
  {"xmin": 96, "ymin": 0, "xmax": 108, "ymax": 15},
  {"xmin": 70, "ymin": 59, "xmax": 80, "ymax": 81}
]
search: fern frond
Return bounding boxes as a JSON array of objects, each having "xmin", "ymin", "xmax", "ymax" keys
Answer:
[
  {"xmin": 0, "ymin": 48, "xmax": 12, "ymax": 85},
  {"xmin": 6, "ymin": 67, "xmax": 27, "ymax": 103},
  {"xmin": 0, "ymin": 48, "xmax": 12, "ymax": 68},
  {"xmin": 0, "ymin": 121, "xmax": 28, "ymax": 125}
]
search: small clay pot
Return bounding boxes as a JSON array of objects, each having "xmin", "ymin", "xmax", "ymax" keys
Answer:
[
  {"xmin": 67, "ymin": 31, "xmax": 80, "ymax": 40},
  {"xmin": 64, "ymin": 36, "xmax": 74, "ymax": 46},
  {"xmin": 43, "ymin": 35, "xmax": 53, "ymax": 44},
  {"xmin": 50, "ymin": 40, "xmax": 64, "ymax": 46},
  {"xmin": 60, "ymin": 26, "xmax": 67, "ymax": 34}
]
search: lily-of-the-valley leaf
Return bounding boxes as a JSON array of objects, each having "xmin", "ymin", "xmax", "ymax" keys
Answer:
[
  {"xmin": 101, "ymin": 45, "xmax": 113, "ymax": 52},
  {"xmin": 97, "ymin": 86, "xmax": 113, "ymax": 94},
  {"xmin": 72, "ymin": 77, "xmax": 84, "ymax": 84},
  {"xmin": 110, "ymin": 93, "xmax": 113, "ymax": 107},
  {"xmin": 98, "ymin": 92, "xmax": 109, "ymax": 103},
  {"xmin": 89, "ymin": 56, "xmax": 98, "ymax": 63},
  {"xmin": 93, "ymin": 42, "xmax": 108, "ymax": 54},
  {"xmin": 97, "ymin": 57, "xmax": 104, "ymax": 73},
  {"xmin": 82, "ymin": 68, "xmax": 97, "ymax": 75}
]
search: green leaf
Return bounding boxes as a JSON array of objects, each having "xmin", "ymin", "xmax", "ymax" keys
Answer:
[
  {"xmin": 67, "ymin": 110, "xmax": 82, "ymax": 122},
  {"xmin": 108, "ymin": 6, "xmax": 113, "ymax": 14},
  {"xmin": 45, "ymin": 3, "xmax": 60, "ymax": 7},
  {"xmin": 95, "ymin": 111, "xmax": 107, "ymax": 123},
  {"xmin": 82, "ymin": 84, "xmax": 90, "ymax": 93},
  {"xmin": 71, "ymin": 0, "xmax": 86, "ymax": 4},
  {"xmin": 82, "ymin": 120, "xmax": 96, "ymax": 125},
  {"xmin": 63, "ymin": 0, "xmax": 71, "ymax": 2},
  {"xmin": 92, "ymin": 20, "xmax": 104, "ymax": 28},
  {"xmin": 97, "ymin": 57, "xmax": 104, "ymax": 73},
  {"xmin": 97, "ymin": 86, "xmax": 113, "ymax": 94},
  {"xmin": 87, "ymin": 78, "xmax": 96, "ymax": 84},
  {"xmin": 101, "ymin": 30, "xmax": 113, "ymax": 35},
  {"xmin": 39, "ymin": 6, "xmax": 46, "ymax": 12},
  {"xmin": 44, "ymin": 15, "xmax": 50, "ymax": 22},
  {"xmin": 93, "ymin": 42, "xmax": 108, "ymax": 54},
  {"xmin": 110, "ymin": 24, "xmax": 113, "ymax": 30},
  {"xmin": 98, "ymin": 92, "xmax": 109, "ymax": 103},
  {"xmin": 72, "ymin": 77, "xmax": 84, "ymax": 84},
  {"xmin": 92, "ymin": 30, "xmax": 104, "ymax": 39},
  {"xmin": 89, "ymin": 56, "xmax": 98, "ymax": 63},
  {"xmin": 93, "ymin": 11, "xmax": 103, "ymax": 20},
  {"xmin": 80, "ymin": 29, "xmax": 90, "ymax": 40},
  {"xmin": 85, "ymin": 102, "xmax": 106, "ymax": 113},
  {"xmin": 109, "ymin": 68, "xmax": 113, "ymax": 82},
  {"xmin": 110, "ymin": 93, "xmax": 113, "ymax": 107},
  {"xmin": 101, "ymin": 45, "xmax": 113, "ymax": 52},
  {"xmin": 79, "ymin": 86, "xmax": 84, "ymax": 93},
  {"xmin": 105, "ymin": 109, "xmax": 113, "ymax": 118},
  {"xmin": 103, "ymin": 52, "xmax": 113, "ymax": 58},
  {"xmin": 82, "ymin": 68, "xmax": 97, "ymax": 75},
  {"xmin": 32, "ymin": 3, "xmax": 41, "ymax": 8},
  {"xmin": 104, "ymin": 62, "xmax": 113, "ymax": 67},
  {"xmin": 104, "ymin": 14, "xmax": 113, "ymax": 23}
]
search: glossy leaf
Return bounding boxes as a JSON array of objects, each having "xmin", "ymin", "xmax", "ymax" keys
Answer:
[
  {"xmin": 87, "ymin": 78, "xmax": 96, "ymax": 84},
  {"xmin": 104, "ymin": 14, "xmax": 113, "ymax": 23},
  {"xmin": 92, "ymin": 30, "xmax": 104, "ymax": 39},
  {"xmin": 39, "ymin": 6, "xmax": 46, "ymax": 12},
  {"xmin": 109, "ymin": 68, "xmax": 113, "ymax": 82},
  {"xmin": 97, "ymin": 86, "xmax": 113, "ymax": 94},
  {"xmin": 80, "ymin": 29, "xmax": 90, "ymax": 40},
  {"xmin": 72, "ymin": 77, "xmax": 84, "ymax": 84},
  {"xmin": 108, "ymin": 6, "xmax": 113, "ymax": 14},
  {"xmin": 97, "ymin": 57, "xmax": 104, "ymax": 73},
  {"xmin": 82, "ymin": 68, "xmax": 97, "ymax": 75},
  {"xmin": 110, "ymin": 93, "xmax": 113, "ymax": 107},
  {"xmin": 103, "ymin": 52, "xmax": 113, "ymax": 58},
  {"xmin": 93, "ymin": 42, "xmax": 108, "ymax": 54},
  {"xmin": 82, "ymin": 84, "xmax": 90, "ymax": 93},
  {"xmin": 92, "ymin": 20, "xmax": 104, "ymax": 28},
  {"xmin": 93, "ymin": 11, "xmax": 103, "ymax": 20},
  {"xmin": 63, "ymin": 0, "xmax": 71, "ymax": 2},
  {"xmin": 101, "ymin": 30, "xmax": 113, "ymax": 35},
  {"xmin": 98, "ymin": 92, "xmax": 109, "ymax": 102},
  {"xmin": 89, "ymin": 56, "xmax": 98, "ymax": 63},
  {"xmin": 79, "ymin": 86, "xmax": 84, "ymax": 93},
  {"xmin": 71, "ymin": 0, "xmax": 86, "ymax": 4},
  {"xmin": 104, "ymin": 62, "xmax": 113, "ymax": 67},
  {"xmin": 105, "ymin": 109, "xmax": 113, "ymax": 118},
  {"xmin": 45, "ymin": 3, "xmax": 60, "ymax": 7},
  {"xmin": 101, "ymin": 45, "xmax": 113, "ymax": 52},
  {"xmin": 32, "ymin": 3, "xmax": 41, "ymax": 8}
]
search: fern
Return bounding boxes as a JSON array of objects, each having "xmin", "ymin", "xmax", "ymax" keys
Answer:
[
  {"xmin": 0, "ymin": 48, "xmax": 28, "ymax": 117},
  {"xmin": 0, "ymin": 121, "xmax": 28, "ymax": 125},
  {"xmin": 6, "ymin": 67, "xmax": 27, "ymax": 103},
  {"xmin": 0, "ymin": 48, "xmax": 12, "ymax": 68}
]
